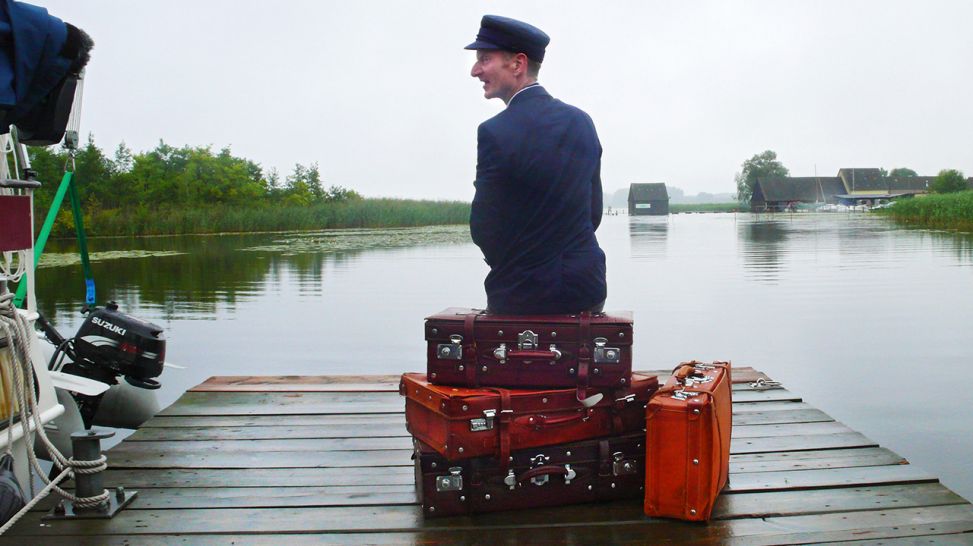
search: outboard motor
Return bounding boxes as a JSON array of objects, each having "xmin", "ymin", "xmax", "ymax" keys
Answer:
[
  {"xmin": 72, "ymin": 302, "xmax": 166, "ymax": 389},
  {"xmin": 44, "ymin": 302, "xmax": 166, "ymax": 429}
]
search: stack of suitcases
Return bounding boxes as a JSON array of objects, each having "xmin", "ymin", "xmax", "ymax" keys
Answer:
[{"xmin": 400, "ymin": 307, "xmax": 732, "ymax": 521}]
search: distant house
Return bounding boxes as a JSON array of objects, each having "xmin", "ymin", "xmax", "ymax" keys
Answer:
[
  {"xmin": 750, "ymin": 177, "xmax": 844, "ymax": 212},
  {"xmin": 628, "ymin": 183, "xmax": 669, "ymax": 215},
  {"xmin": 751, "ymin": 168, "xmax": 944, "ymax": 211}
]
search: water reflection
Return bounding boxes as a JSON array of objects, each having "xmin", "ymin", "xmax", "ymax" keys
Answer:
[
  {"xmin": 628, "ymin": 216, "xmax": 669, "ymax": 259},
  {"xmin": 33, "ymin": 225, "xmax": 472, "ymax": 324},
  {"xmin": 738, "ymin": 219, "xmax": 788, "ymax": 282}
]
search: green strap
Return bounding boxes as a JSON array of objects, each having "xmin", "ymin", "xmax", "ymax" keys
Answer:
[{"xmin": 13, "ymin": 171, "xmax": 95, "ymax": 308}]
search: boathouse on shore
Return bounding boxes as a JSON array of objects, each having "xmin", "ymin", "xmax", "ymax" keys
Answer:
[
  {"xmin": 628, "ymin": 183, "xmax": 670, "ymax": 215},
  {"xmin": 750, "ymin": 168, "xmax": 945, "ymax": 212}
]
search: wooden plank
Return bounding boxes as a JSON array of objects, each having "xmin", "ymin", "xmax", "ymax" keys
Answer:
[
  {"xmin": 31, "ymin": 480, "xmax": 962, "ymax": 516},
  {"xmin": 156, "ymin": 388, "xmax": 800, "ymax": 417},
  {"xmin": 142, "ymin": 401, "xmax": 822, "ymax": 429},
  {"xmin": 733, "ymin": 407, "xmax": 832, "ymax": 425},
  {"xmin": 191, "ymin": 375, "xmax": 402, "ymax": 392},
  {"xmin": 127, "ymin": 419, "xmax": 848, "ymax": 442},
  {"xmin": 15, "ymin": 520, "xmax": 973, "ymax": 546},
  {"xmin": 726, "ymin": 464, "xmax": 938, "ymax": 492},
  {"xmin": 731, "ymin": 431, "xmax": 875, "ymax": 454},
  {"xmin": 106, "ymin": 430, "xmax": 878, "ymax": 469},
  {"xmin": 185, "ymin": 367, "xmax": 769, "ymax": 393},
  {"xmin": 730, "ymin": 447, "xmax": 908, "ymax": 473},
  {"xmin": 4, "ymin": 498, "xmax": 971, "ymax": 537},
  {"xmin": 90, "ymin": 446, "xmax": 913, "ymax": 490}
]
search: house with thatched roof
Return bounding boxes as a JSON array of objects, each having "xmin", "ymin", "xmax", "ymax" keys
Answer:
[{"xmin": 750, "ymin": 177, "xmax": 844, "ymax": 212}]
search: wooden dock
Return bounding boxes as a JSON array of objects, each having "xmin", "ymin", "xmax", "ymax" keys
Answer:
[{"xmin": 3, "ymin": 368, "xmax": 972, "ymax": 544}]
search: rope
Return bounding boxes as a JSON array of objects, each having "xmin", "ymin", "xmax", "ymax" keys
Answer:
[{"xmin": 0, "ymin": 292, "xmax": 111, "ymax": 534}]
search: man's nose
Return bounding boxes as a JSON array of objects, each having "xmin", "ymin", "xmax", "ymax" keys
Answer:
[{"xmin": 471, "ymin": 63, "xmax": 481, "ymax": 77}]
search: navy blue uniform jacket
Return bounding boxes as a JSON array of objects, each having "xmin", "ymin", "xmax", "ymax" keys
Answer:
[{"xmin": 471, "ymin": 85, "xmax": 606, "ymax": 315}]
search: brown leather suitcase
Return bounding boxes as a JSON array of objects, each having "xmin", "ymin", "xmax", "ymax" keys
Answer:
[
  {"xmin": 401, "ymin": 372, "xmax": 659, "ymax": 463},
  {"xmin": 644, "ymin": 361, "xmax": 732, "ymax": 521},
  {"xmin": 425, "ymin": 308, "xmax": 633, "ymax": 401},
  {"xmin": 415, "ymin": 431, "xmax": 645, "ymax": 517}
]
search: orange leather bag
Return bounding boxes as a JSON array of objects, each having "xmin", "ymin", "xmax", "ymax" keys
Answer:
[{"xmin": 644, "ymin": 361, "xmax": 732, "ymax": 521}]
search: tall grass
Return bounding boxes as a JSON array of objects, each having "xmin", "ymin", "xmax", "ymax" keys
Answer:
[
  {"xmin": 873, "ymin": 191, "xmax": 973, "ymax": 231},
  {"xmin": 670, "ymin": 202, "xmax": 744, "ymax": 213},
  {"xmin": 82, "ymin": 199, "xmax": 471, "ymax": 237}
]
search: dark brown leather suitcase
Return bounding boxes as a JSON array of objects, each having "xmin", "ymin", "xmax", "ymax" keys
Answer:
[
  {"xmin": 401, "ymin": 372, "xmax": 659, "ymax": 463},
  {"xmin": 415, "ymin": 432, "xmax": 645, "ymax": 517},
  {"xmin": 425, "ymin": 308, "xmax": 633, "ymax": 401},
  {"xmin": 644, "ymin": 361, "xmax": 732, "ymax": 521}
]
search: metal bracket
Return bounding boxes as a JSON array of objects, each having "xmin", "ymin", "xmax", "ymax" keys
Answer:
[
  {"xmin": 435, "ymin": 467, "xmax": 464, "ymax": 492},
  {"xmin": 518, "ymin": 330, "xmax": 538, "ymax": 350},
  {"xmin": 493, "ymin": 343, "xmax": 507, "ymax": 363},
  {"xmin": 45, "ymin": 488, "xmax": 138, "ymax": 520},
  {"xmin": 470, "ymin": 409, "xmax": 496, "ymax": 432},
  {"xmin": 436, "ymin": 334, "xmax": 463, "ymax": 360},
  {"xmin": 504, "ymin": 469, "xmax": 517, "ymax": 490},
  {"xmin": 592, "ymin": 337, "xmax": 621, "ymax": 364}
]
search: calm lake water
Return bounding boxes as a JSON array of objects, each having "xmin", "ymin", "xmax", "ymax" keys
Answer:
[{"xmin": 35, "ymin": 213, "xmax": 973, "ymax": 501}]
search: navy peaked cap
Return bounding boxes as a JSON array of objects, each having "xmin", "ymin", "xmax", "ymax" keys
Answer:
[{"xmin": 465, "ymin": 15, "xmax": 550, "ymax": 62}]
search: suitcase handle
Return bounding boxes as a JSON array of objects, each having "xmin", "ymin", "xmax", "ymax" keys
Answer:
[
  {"xmin": 522, "ymin": 409, "xmax": 591, "ymax": 429},
  {"xmin": 517, "ymin": 465, "xmax": 573, "ymax": 484},
  {"xmin": 505, "ymin": 347, "xmax": 562, "ymax": 361}
]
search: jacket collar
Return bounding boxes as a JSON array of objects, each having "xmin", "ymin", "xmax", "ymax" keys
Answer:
[{"xmin": 507, "ymin": 83, "xmax": 548, "ymax": 107}]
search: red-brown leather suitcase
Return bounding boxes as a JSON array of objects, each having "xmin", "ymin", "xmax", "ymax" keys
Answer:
[
  {"xmin": 401, "ymin": 372, "xmax": 658, "ymax": 464},
  {"xmin": 644, "ymin": 361, "xmax": 732, "ymax": 521},
  {"xmin": 425, "ymin": 308, "xmax": 633, "ymax": 400},
  {"xmin": 415, "ymin": 432, "xmax": 645, "ymax": 517}
]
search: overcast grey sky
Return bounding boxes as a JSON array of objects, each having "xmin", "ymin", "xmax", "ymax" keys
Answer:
[{"xmin": 42, "ymin": 1, "xmax": 973, "ymax": 200}]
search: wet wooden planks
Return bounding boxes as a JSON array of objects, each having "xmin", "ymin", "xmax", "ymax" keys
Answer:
[{"xmin": 2, "ymin": 368, "xmax": 971, "ymax": 544}]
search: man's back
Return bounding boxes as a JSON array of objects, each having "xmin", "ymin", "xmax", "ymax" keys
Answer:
[{"xmin": 470, "ymin": 85, "xmax": 606, "ymax": 314}]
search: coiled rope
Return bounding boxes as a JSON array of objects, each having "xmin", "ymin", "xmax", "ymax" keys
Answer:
[{"xmin": 0, "ymin": 291, "xmax": 109, "ymax": 534}]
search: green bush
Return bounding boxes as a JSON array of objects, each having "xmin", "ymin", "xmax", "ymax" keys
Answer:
[{"xmin": 874, "ymin": 191, "xmax": 973, "ymax": 231}]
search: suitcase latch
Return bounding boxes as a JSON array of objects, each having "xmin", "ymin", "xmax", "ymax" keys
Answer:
[
  {"xmin": 435, "ymin": 467, "xmax": 464, "ymax": 492},
  {"xmin": 436, "ymin": 334, "xmax": 463, "ymax": 360},
  {"xmin": 518, "ymin": 330, "xmax": 539, "ymax": 350},
  {"xmin": 530, "ymin": 454, "xmax": 550, "ymax": 486},
  {"xmin": 470, "ymin": 409, "xmax": 496, "ymax": 432},
  {"xmin": 672, "ymin": 389, "xmax": 701, "ymax": 401},
  {"xmin": 493, "ymin": 343, "xmax": 507, "ymax": 363},
  {"xmin": 612, "ymin": 452, "xmax": 637, "ymax": 476},
  {"xmin": 592, "ymin": 337, "xmax": 621, "ymax": 364},
  {"xmin": 684, "ymin": 373, "xmax": 713, "ymax": 387}
]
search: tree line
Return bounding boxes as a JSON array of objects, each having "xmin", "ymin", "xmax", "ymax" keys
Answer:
[{"xmin": 26, "ymin": 136, "xmax": 362, "ymax": 216}]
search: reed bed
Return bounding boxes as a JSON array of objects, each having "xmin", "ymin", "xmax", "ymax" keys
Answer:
[
  {"xmin": 82, "ymin": 199, "xmax": 471, "ymax": 237},
  {"xmin": 671, "ymin": 203, "xmax": 744, "ymax": 213},
  {"xmin": 873, "ymin": 191, "xmax": 973, "ymax": 231}
]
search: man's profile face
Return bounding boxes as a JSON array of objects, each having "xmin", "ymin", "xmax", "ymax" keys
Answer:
[{"xmin": 470, "ymin": 50, "xmax": 519, "ymax": 102}]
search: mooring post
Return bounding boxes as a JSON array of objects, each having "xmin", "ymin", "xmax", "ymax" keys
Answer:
[
  {"xmin": 70, "ymin": 429, "xmax": 113, "ymax": 511},
  {"xmin": 44, "ymin": 428, "xmax": 138, "ymax": 520}
]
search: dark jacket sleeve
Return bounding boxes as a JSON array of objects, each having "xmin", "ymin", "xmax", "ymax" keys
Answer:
[
  {"xmin": 470, "ymin": 124, "xmax": 508, "ymax": 266},
  {"xmin": 591, "ymin": 159, "xmax": 603, "ymax": 231}
]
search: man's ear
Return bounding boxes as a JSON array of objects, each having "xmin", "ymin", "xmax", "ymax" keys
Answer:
[{"xmin": 514, "ymin": 52, "xmax": 529, "ymax": 74}]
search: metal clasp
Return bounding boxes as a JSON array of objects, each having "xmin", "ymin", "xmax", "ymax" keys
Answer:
[
  {"xmin": 518, "ymin": 330, "xmax": 539, "ymax": 350},
  {"xmin": 504, "ymin": 469, "xmax": 517, "ymax": 490},
  {"xmin": 564, "ymin": 464, "xmax": 577, "ymax": 485},
  {"xmin": 470, "ymin": 409, "xmax": 496, "ymax": 432},
  {"xmin": 672, "ymin": 389, "xmax": 701, "ymax": 401},
  {"xmin": 436, "ymin": 334, "xmax": 463, "ymax": 360},
  {"xmin": 750, "ymin": 378, "xmax": 782, "ymax": 390},
  {"xmin": 530, "ymin": 454, "xmax": 550, "ymax": 486},
  {"xmin": 548, "ymin": 344, "xmax": 562, "ymax": 360},
  {"xmin": 493, "ymin": 343, "xmax": 507, "ymax": 363},
  {"xmin": 435, "ymin": 467, "xmax": 464, "ymax": 492},
  {"xmin": 592, "ymin": 337, "xmax": 621, "ymax": 364},
  {"xmin": 612, "ymin": 452, "xmax": 637, "ymax": 476}
]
